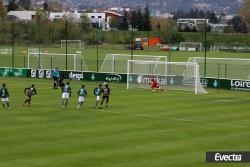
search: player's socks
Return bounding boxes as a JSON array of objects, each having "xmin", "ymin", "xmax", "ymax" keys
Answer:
[
  {"xmin": 24, "ymin": 99, "xmax": 29, "ymax": 106},
  {"xmin": 65, "ymin": 100, "xmax": 68, "ymax": 108}
]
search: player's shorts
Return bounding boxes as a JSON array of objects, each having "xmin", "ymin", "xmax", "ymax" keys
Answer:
[
  {"xmin": 62, "ymin": 93, "xmax": 69, "ymax": 99},
  {"xmin": 53, "ymin": 76, "xmax": 58, "ymax": 81},
  {"xmin": 78, "ymin": 96, "xmax": 85, "ymax": 102},
  {"xmin": 1, "ymin": 98, "xmax": 9, "ymax": 102},
  {"xmin": 102, "ymin": 96, "xmax": 109, "ymax": 103},
  {"xmin": 96, "ymin": 96, "xmax": 100, "ymax": 101}
]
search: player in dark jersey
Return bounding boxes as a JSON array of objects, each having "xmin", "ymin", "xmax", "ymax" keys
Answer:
[
  {"xmin": 58, "ymin": 73, "xmax": 65, "ymax": 88},
  {"xmin": 100, "ymin": 84, "xmax": 111, "ymax": 108},
  {"xmin": 52, "ymin": 68, "xmax": 60, "ymax": 89},
  {"xmin": 23, "ymin": 84, "xmax": 37, "ymax": 106},
  {"xmin": 94, "ymin": 84, "xmax": 103, "ymax": 108},
  {"xmin": 0, "ymin": 83, "xmax": 10, "ymax": 109}
]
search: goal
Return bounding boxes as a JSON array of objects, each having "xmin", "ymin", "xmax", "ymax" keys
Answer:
[
  {"xmin": 188, "ymin": 57, "xmax": 250, "ymax": 80},
  {"xmin": 127, "ymin": 60, "xmax": 207, "ymax": 94},
  {"xmin": 0, "ymin": 48, "xmax": 12, "ymax": 55},
  {"xmin": 61, "ymin": 40, "xmax": 83, "ymax": 49},
  {"xmin": 28, "ymin": 48, "xmax": 39, "ymax": 54},
  {"xmin": 27, "ymin": 52, "xmax": 88, "ymax": 71},
  {"xmin": 0, "ymin": 48, "xmax": 13, "ymax": 67},
  {"xmin": 99, "ymin": 54, "xmax": 168, "ymax": 73},
  {"xmin": 179, "ymin": 42, "xmax": 203, "ymax": 51}
]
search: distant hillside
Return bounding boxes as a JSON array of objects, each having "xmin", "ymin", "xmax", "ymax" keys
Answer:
[{"xmin": 59, "ymin": 0, "xmax": 244, "ymax": 14}]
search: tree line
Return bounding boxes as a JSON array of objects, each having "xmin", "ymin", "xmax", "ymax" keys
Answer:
[
  {"xmin": 110, "ymin": 6, "xmax": 151, "ymax": 31},
  {"xmin": 172, "ymin": 9, "xmax": 220, "ymax": 24}
]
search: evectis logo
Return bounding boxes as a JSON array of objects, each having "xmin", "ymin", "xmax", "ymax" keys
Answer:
[
  {"xmin": 206, "ymin": 152, "xmax": 250, "ymax": 163},
  {"xmin": 214, "ymin": 153, "xmax": 242, "ymax": 162}
]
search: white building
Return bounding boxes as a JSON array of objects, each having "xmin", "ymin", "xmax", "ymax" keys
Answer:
[
  {"xmin": 49, "ymin": 11, "xmax": 105, "ymax": 24},
  {"xmin": 177, "ymin": 18, "xmax": 209, "ymax": 31},
  {"xmin": 8, "ymin": 11, "xmax": 36, "ymax": 21},
  {"xmin": 209, "ymin": 24, "xmax": 230, "ymax": 32},
  {"xmin": 49, "ymin": 11, "xmax": 81, "ymax": 21},
  {"xmin": 49, "ymin": 11, "xmax": 121, "ymax": 30},
  {"xmin": 85, "ymin": 13, "xmax": 106, "ymax": 24}
]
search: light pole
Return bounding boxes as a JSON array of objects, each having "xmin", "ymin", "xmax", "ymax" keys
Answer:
[
  {"xmin": 65, "ymin": 20, "xmax": 68, "ymax": 70},
  {"xmin": 131, "ymin": 27, "xmax": 134, "ymax": 60},
  {"xmin": 204, "ymin": 18, "xmax": 207, "ymax": 77},
  {"xmin": 96, "ymin": 19, "xmax": 100, "ymax": 72},
  {"xmin": 12, "ymin": 21, "xmax": 15, "ymax": 68},
  {"xmin": 38, "ymin": 15, "xmax": 41, "ymax": 69}
]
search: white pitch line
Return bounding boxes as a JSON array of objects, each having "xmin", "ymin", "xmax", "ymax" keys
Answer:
[
  {"xmin": 208, "ymin": 98, "xmax": 250, "ymax": 104},
  {"xmin": 109, "ymin": 111, "xmax": 250, "ymax": 128}
]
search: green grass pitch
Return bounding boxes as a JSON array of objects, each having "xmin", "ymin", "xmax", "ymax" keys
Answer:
[{"xmin": 0, "ymin": 77, "xmax": 250, "ymax": 167}]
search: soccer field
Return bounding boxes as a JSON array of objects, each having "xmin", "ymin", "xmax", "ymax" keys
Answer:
[{"xmin": 0, "ymin": 77, "xmax": 250, "ymax": 167}]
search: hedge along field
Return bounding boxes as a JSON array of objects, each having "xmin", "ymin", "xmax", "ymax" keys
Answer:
[{"xmin": 1, "ymin": 19, "xmax": 250, "ymax": 48}]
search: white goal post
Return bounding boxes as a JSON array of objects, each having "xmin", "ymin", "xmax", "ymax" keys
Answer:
[
  {"xmin": 99, "ymin": 54, "xmax": 168, "ymax": 73},
  {"xmin": 27, "ymin": 52, "xmax": 88, "ymax": 71},
  {"xmin": 61, "ymin": 40, "xmax": 83, "ymax": 49},
  {"xmin": 127, "ymin": 60, "xmax": 207, "ymax": 94},
  {"xmin": 188, "ymin": 57, "xmax": 250, "ymax": 80},
  {"xmin": 179, "ymin": 42, "xmax": 203, "ymax": 51}
]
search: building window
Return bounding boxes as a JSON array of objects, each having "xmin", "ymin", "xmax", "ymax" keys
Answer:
[
  {"xmin": 91, "ymin": 16, "xmax": 95, "ymax": 18},
  {"xmin": 98, "ymin": 16, "xmax": 102, "ymax": 18}
]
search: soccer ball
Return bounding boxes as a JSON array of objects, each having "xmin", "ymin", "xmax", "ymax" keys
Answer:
[{"xmin": 103, "ymin": 82, "xmax": 107, "ymax": 85}]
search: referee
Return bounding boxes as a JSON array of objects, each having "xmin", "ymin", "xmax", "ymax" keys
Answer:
[{"xmin": 52, "ymin": 68, "xmax": 60, "ymax": 89}]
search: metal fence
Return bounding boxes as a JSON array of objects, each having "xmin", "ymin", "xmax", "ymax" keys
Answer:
[{"xmin": 1, "ymin": 19, "xmax": 250, "ymax": 72}]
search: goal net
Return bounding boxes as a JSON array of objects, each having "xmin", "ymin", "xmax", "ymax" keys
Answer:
[
  {"xmin": 0, "ymin": 48, "xmax": 13, "ymax": 67},
  {"xmin": 127, "ymin": 60, "xmax": 207, "ymax": 94},
  {"xmin": 61, "ymin": 40, "xmax": 83, "ymax": 49},
  {"xmin": 99, "ymin": 54, "xmax": 168, "ymax": 73},
  {"xmin": 179, "ymin": 42, "xmax": 203, "ymax": 51},
  {"xmin": 28, "ymin": 52, "xmax": 88, "ymax": 71},
  {"xmin": 188, "ymin": 57, "xmax": 250, "ymax": 80}
]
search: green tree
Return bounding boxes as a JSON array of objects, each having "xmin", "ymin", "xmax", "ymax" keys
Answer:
[
  {"xmin": 118, "ymin": 9, "xmax": 129, "ymax": 30},
  {"xmin": 143, "ymin": 5, "xmax": 151, "ymax": 31},
  {"xmin": 136, "ymin": 8, "xmax": 143, "ymax": 31},
  {"xmin": 130, "ymin": 10, "xmax": 137, "ymax": 29},
  {"xmin": 110, "ymin": 16, "xmax": 118, "ymax": 29},
  {"xmin": 7, "ymin": 0, "xmax": 18, "ymax": 12},
  {"xmin": 43, "ymin": 1, "xmax": 49, "ymax": 11},
  {"xmin": 239, "ymin": 0, "xmax": 250, "ymax": 29},
  {"xmin": 18, "ymin": 0, "xmax": 31, "ymax": 10},
  {"xmin": 228, "ymin": 16, "xmax": 248, "ymax": 33},
  {"xmin": 80, "ymin": 14, "xmax": 91, "ymax": 32},
  {"xmin": 0, "ymin": 0, "xmax": 7, "ymax": 19}
]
